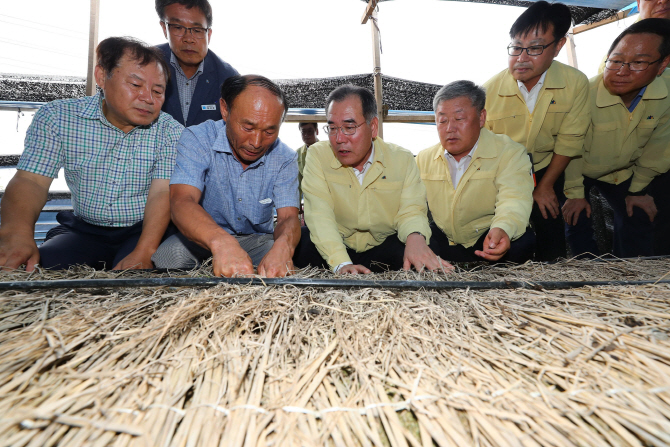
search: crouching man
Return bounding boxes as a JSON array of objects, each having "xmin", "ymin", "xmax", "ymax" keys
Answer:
[
  {"xmin": 563, "ymin": 19, "xmax": 670, "ymax": 257},
  {"xmin": 0, "ymin": 37, "xmax": 183, "ymax": 271},
  {"xmin": 152, "ymin": 75, "xmax": 301, "ymax": 277},
  {"xmin": 417, "ymin": 81, "xmax": 535, "ymax": 263},
  {"xmin": 293, "ymin": 84, "xmax": 452, "ymax": 274}
]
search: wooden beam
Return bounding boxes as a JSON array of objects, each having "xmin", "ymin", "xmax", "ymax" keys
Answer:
[
  {"xmin": 284, "ymin": 112, "xmax": 435, "ymax": 124},
  {"xmin": 370, "ymin": 7, "xmax": 384, "ymax": 139},
  {"xmin": 85, "ymin": 0, "xmax": 100, "ymax": 96},
  {"xmin": 566, "ymin": 28, "xmax": 578, "ymax": 69},
  {"xmin": 383, "ymin": 113, "xmax": 434, "ymax": 123},
  {"xmin": 361, "ymin": 0, "xmax": 379, "ymax": 24},
  {"xmin": 573, "ymin": 10, "xmax": 632, "ymax": 35}
]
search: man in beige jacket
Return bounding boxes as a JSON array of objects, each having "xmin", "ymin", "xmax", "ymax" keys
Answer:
[
  {"xmin": 293, "ymin": 85, "xmax": 452, "ymax": 273},
  {"xmin": 417, "ymin": 81, "xmax": 535, "ymax": 263}
]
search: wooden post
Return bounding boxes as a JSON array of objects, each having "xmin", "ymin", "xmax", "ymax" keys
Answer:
[
  {"xmin": 85, "ymin": 0, "xmax": 101, "ymax": 96},
  {"xmin": 370, "ymin": 6, "xmax": 384, "ymax": 139},
  {"xmin": 566, "ymin": 27, "xmax": 578, "ymax": 69}
]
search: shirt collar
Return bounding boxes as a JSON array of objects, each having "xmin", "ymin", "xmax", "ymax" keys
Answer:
[
  {"xmin": 444, "ymin": 138, "xmax": 479, "ymax": 162},
  {"xmin": 628, "ymin": 85, "xmax": 647, "ymax": 112},
  {"xmin": 170, "ymin": 51, "xmax": 205, "ymax": 79},
  {"xmin": 353, "ymin": 146, "xmax": 375, "ymax": 175},
  {"xmin": 78, "ymin": 91, "xmax": 151, "ymax": 131},
  {"xmin": 215, "ymin": 122, "xmax": 278, "ymax": 168},
  {"xmin": 517, "ymin": 70, "xmax": 547, "ymax": 95}
]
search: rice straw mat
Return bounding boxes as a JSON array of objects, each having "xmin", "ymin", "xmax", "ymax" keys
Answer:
[{"xmin": 1, "ymin": 258, "xmax": 670, "ymax": 447}]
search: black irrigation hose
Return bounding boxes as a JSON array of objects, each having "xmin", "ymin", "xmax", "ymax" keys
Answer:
[{"xmin": 1, "ymin": 277, "xmax": 670, "ymax": 291}]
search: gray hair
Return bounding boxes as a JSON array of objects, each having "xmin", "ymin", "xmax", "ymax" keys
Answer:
[
  {"xmin": 325, "ymin": 84, "xmax": 378, "ymax": 124},
  {"xmin": 433, "ymin": 80, "xmax": 486, "ymax": 114}
]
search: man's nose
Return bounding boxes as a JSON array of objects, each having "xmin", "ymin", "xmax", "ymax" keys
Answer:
[
  {"xmin": 182, "ymin": 28, "xmax": 196, "ymax": 42},
  {"xmin": 138, "ymin": 86, "xmax": 155, "ymax": 104},
  {"xmin": 517, "ymin": 50, "xmax": 530, "ymax": 62},
  {"xmin": 250, "ymin": 130, "xmax": 262, "ymax": 148},
  {"xmin": 335, "ymin": 128, "xmax": 348, "ymax": 143}
]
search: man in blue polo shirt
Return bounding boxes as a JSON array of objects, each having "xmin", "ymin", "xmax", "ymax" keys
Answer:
[
  {"xmin": 155, "ymin": 0, "xmax": 238, "ymax": 126},
  {"xmin": 0, "ymin": 37, "xmax": 183, "ymax": 271},
  {"xmin": 152, "ymin": 75, "xmax": 301, "ymax": 277}
]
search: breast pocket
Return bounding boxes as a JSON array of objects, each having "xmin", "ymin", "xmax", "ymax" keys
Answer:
[
  {"xmin": 586, "ymin": 121, "xmax": 619, "ymax": 165},
  {"xmin": 250, "ymin": 200, "xmax": 274, "ymax": 226},
  {"xmin": 544, "ymin": 104, "xmax": 571, "ymax": 135},
  {"xmin": 460, "ymin": 171, "xmax": 497, "ymax": 218},
  {"xmin": 636, "ymin": 118, "xmax": 657, "ymax": 148}
]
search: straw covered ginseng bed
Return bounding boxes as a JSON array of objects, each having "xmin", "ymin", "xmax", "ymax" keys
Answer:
[{"xmin": 1, "ymin": 258, "xmax": 670, "ymax": 447}]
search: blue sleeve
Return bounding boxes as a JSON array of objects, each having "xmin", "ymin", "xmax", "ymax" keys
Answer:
[
  {"xmin": 169, "ymin": 125, "xmax": 212, "ymax": 191},
  {"xmin": 272, "ymin": 149, "xmax": 300, "ymax": 210}
]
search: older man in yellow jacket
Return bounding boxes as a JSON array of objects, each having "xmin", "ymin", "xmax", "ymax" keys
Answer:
[
  {"xmin": 483, "ymin": 1, "xmax": 590, "ymax": 261},
  {"xmin": 293, "ymin": 85, "xmax": 452, "ymax": 274},
  {"xmin": 562, "ymin": 19, "xmax": 670, "ymax": 257},
  {"xmin": 417, "ymin": 81, "xmax": 535, "ymax": 263}
]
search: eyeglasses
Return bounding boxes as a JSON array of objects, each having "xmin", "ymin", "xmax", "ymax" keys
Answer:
[
  {"xmin": 605, "ymin": 58, "xmax": 662, "ymax": 72},
  {"xmin": 323, "ymin": 122, "xmax": 365, "ymax": 136},
  {"xmin": 164, "ymin": 22, "xmax": 209, "ymax": 39},
  {"xmin": 507, "ymin": 40, "xmax": 556, "ymax": 56}
]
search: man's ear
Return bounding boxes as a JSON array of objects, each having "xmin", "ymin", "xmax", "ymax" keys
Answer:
[
  {"xmin": 94, "ymin": 65, "xmax": 106, "ymax": 90},
  {"xmin": 220, "ymin": 98, "xmax": 229, "ymax": 121},
  {"xmin": 369, "ymin": 116, "xmax": 379, "ymax": 139},
  {"xmin": 160, "ymin": 21, "xmax": 168, "ymax": 39},
  {"xmin": 657, "ymin": 55, "xmax": 670, "ymax": 76},
  {"xmin": 554, "ymin": 36, "xmax": 567, "ymax": 57},
  {"xmin": 479, "ymin": 108, "xmax": 487, "ymax": 128}
]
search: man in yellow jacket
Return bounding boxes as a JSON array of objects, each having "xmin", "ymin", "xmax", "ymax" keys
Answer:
[
  {"xmin": 293, "ymin": 85, "xmax": 452, "ymax": 274},
  {"xmin": 483, "ymin": 1, "xmax": 590, "ymax": 261},
  {"xmin": 417, "ymin": 81, "xmax": 535, "ymax": 263},
  {"xmin": 562, "ymin": 19, "xmax": 670, "ymax": 257}
]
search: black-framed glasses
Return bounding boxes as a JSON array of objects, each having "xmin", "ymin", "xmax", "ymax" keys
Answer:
[
  {"xmin": 164, "ymin": 22, "xmax": 209, "ymax": 39},
  {"xmin": 605, "ymin": 58, "xmax": 662, "ymax": 72},
  {"xmin": 507, "ymin": 40, "xmax": 556, "ymax": 56},
  {"xmin": 323, "ymin": 122, "xmax": 365, "ymax": 136}
]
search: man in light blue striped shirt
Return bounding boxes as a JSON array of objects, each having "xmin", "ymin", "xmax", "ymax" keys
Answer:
[{"xmin": 0, "ymin": 37, "xmax": 183, "ymax": 271}]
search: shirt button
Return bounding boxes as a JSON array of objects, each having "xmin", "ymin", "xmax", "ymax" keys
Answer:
[
  {"xmin": 238, "ymin": 198, "xmax": 242, "ymax": 201},
  {"xmin": 237, "ymin": 217, "xmax": 241, "ymax": 221},
  {"xmin": 186, "ymin": 102, "xmax": 190, "ymax": 105},
  {"xmin": 239, "ymin": 174, "xmax": 243, "ymax": 178}
]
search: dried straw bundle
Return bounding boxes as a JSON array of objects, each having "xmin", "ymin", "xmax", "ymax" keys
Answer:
[{"xmin": 1, "ymin": 259, "xmax": 670, "ymax": 446}]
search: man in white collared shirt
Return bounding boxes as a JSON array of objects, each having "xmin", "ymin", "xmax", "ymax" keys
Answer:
[
  {"xmin": 483, "ymin": 1, "xmax": 590, "ymax": 261},
  {"xmin": 417, "ymin": 81, "xmax": 535, "ymax": 263}
]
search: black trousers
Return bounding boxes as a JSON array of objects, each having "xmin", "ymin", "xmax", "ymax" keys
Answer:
[
  {"xmin": 293, "ymin": 226, "xmax": 406, "ymax": 272},
  {"xmin": 39, "ymin": 211, "xmax": 174, "ymax": 270},
  {"xmin": 531, "ymin": 167, "xmax": 567, "ymax": 261},
  {"xmin": 566, "ymin": 176, "xmax": 654, "ymax": 258},
  {"xmin": 428, "ymin": 223, "xmax": 535, "ymax": 263}
]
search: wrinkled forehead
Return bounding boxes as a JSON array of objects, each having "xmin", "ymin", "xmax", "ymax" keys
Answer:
[
  {"xmin": 327, "ymin": 96, "xmax": 364, "ymax": 121},
  {"xmin": 612, "ymin": 32, "xmax": 662, "ymax": 55}
]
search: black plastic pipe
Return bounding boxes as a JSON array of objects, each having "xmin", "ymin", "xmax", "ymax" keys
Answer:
[{"xmin": 1, "ymin": 277, "xmax": 669, "ymax": 291}]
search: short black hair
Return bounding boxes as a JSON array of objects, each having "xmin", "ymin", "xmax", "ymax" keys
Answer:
[
  {"xmin": 510, "ymin": 1, "xmax": 572, "ymax": 42},
  {"xmin": 96, "ymin": 36, "xmax": 169, "ymax": 82},
  {"xmin": 299, "ymin": 122, "xmax": 318, "ymax": 130},
  {"xmin": 220, "ymin": 75, "xmax": 288, "ymax": 117},
  {"xmin": 607, "ymin": 18, "xmax": 670, "ymax": 59},
  {"xmin": 433, "ymin": 80, "xmax": 486, "ymax": 114},
  {"xmin": 325, "ymin": 84, "xmax": 377, "ymax": 123},
  {"xmin": 155, "ymin": 0, "xmax": 213, "ymax": 27}
]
